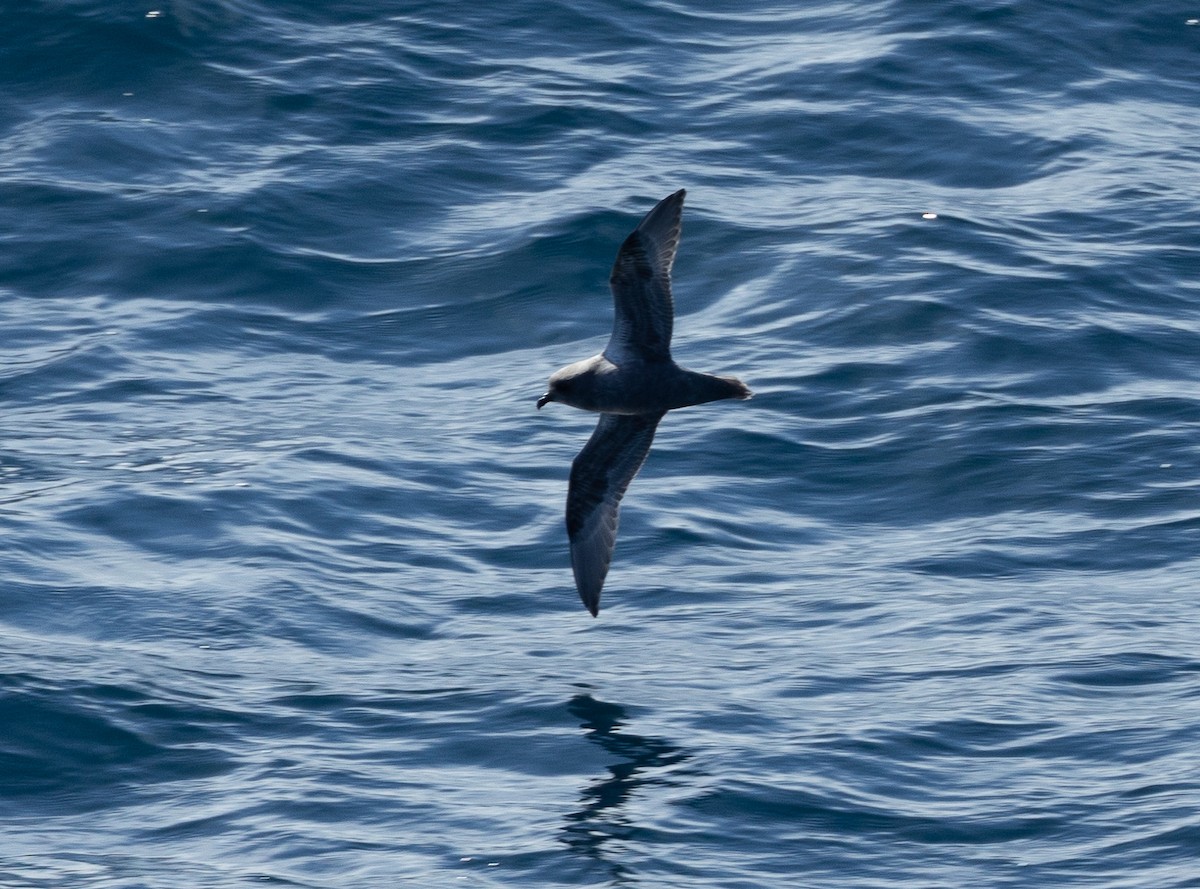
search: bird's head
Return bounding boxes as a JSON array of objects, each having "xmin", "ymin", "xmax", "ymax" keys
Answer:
[
  {"xmin": 536, "ymin": 375, "xmax": 572, "ymax": 410},
  {"xmin": 537, "ymin": 359, "xmax": 599, "ymax": 410}
]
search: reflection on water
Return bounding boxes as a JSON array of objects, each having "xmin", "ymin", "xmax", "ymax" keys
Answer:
[{"xmin": 561, "ymin": 692, "xmax": 691, "ymax": 874}]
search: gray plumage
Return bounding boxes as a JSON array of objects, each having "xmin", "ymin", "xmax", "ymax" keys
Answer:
[{"xmin": 537, "ymin": 189, "xmax": 751, "ymax": 616}]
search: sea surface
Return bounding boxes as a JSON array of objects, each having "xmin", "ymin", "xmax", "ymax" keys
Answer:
[{"xmin": 2, "ymin": 2, "xmax": 1199, "ymax": 887}]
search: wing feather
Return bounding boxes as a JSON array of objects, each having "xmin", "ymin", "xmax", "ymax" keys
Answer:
[
  {"xmin": 566, "ymin": 412, "xmax": 665, "ymax": 615},
  {"xmin": 605, "ymin": 189, "xmax": 684, "ymax": 364}
]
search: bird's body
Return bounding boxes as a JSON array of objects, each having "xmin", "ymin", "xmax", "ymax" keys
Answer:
[
  {"xmin": 543, "ymin": 354, "xmax": 745, "ymax": 415},
  {"xmin": 538, "ymin": 189, "xmax": 750, "ymax": 616}
]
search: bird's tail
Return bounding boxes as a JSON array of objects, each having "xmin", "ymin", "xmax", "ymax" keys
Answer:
[{"xmin": 680, "ymin": 370, "xmax": 752, "ymax": 407}]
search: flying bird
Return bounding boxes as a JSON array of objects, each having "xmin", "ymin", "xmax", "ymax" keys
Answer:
[{"xmin": 537, "ymin": 189, "xmax": 751, "ymax": 616}]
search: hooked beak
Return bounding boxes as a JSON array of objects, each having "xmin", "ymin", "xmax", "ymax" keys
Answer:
[{"xmin": 536, "ymin": 392, "xmax": 552, "ymax": 410}]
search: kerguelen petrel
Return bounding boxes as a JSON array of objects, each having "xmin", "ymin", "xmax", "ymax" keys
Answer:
[{"xmin": 537, "ymin": 189, "xmax": 751, "ymax": 616}]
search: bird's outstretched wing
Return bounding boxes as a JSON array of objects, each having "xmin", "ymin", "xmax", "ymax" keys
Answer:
[
  {"xmin": 567, "ymin": 411, "xmax": 665, "ymax": 615},
  {"xmin": 605, "ymin": 189, "xmax": 684, "ymax": 365}
]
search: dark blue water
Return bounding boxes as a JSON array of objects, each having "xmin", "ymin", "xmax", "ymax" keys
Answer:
[{"xmin": 3, "ymin": 3, "xmax": 1199, "ymax": 886}]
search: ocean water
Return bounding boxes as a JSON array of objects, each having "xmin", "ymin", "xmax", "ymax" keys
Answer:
[{"xmin": 2, "ymin": 1, "xmax": 1199, "ymax": 886}]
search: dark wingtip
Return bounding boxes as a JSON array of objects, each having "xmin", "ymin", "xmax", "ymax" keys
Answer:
[
  {"xmin": 580, "ymin": 590, "xmax": 600, "ymax": 617},
  {"xmin": 637, "ymin": 189, "xmax": 686, "ymax": 236},
  {"xmin": 662, "ymin": 188, "xmax": 686, "ymax": 215}
]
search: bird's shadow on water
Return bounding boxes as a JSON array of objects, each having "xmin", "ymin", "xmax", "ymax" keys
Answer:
[{"xmin": 559, "ymin": 690, "xmax": 692, "ymax": 881}]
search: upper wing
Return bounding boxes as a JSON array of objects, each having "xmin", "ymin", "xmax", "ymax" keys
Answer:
[
  {"xmin": 605, "ymin": 189, "xmax": 685, "ymax": 365},
  {"xmin": 566, "ymin": 411, "xmax": 665, "ymax": 616}
]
